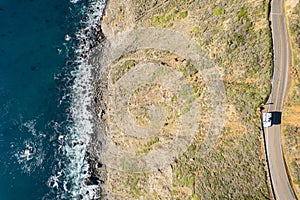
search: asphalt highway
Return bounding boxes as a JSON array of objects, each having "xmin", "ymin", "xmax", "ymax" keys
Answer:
[{"xmin": 264, "ymin": 0, "xmax": 297, "ymax": 199}]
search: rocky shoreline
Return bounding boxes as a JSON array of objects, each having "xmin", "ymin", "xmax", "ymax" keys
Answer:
[
  {"xmin": 88, "ymin": 43, "xmax": 110, "ymax": 199},
  {"xmin": 68, "ymin": 1, "xmax": 110, "ymax": 199}
]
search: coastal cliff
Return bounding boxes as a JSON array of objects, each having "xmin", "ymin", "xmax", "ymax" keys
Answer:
[{"xmin": 91, "ymin": 0, "xmax": 274, "ymax": 199}]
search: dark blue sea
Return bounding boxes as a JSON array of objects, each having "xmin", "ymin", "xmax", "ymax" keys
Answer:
[{"xmin": 0, "ymin": 0, "xmax": 105, "ymax": 199}]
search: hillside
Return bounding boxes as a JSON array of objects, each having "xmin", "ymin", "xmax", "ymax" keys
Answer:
[{"xmin": 91, "ymin": 0, "xmax": 274, "ymax": 199}]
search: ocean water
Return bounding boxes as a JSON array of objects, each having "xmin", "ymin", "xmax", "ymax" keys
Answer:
[{"xmin": 0, "ymin": 0, "xmax": 105, "ymax": 199}]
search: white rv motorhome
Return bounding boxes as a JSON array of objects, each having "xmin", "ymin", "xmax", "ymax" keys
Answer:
[{"xmin": 263, "ymin": 112, "xmax": 272, "ymax": 128}]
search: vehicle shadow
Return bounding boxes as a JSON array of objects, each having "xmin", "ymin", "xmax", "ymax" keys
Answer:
[{"xmin": 271, "ymin": 111, "xmax": 282, "ymax": 125}]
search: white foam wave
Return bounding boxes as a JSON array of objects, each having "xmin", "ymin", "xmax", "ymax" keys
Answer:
[
  {"xmin": 19, "ymin": 142, "xmax": 35, "ymax": 161},
  {"xmin": 70, "ymin": 0, "xmax": 80, "ymax": 4},
  {"xmin": 49, "ymin": 0, "xmax": 106, "ymax": 199},
  {"xmin": 15, "ymin": 120, "xmax": 45, "ymax": 174},
  {"xmin": 23, "ymin": 120, "xmax": 37, "ymax": 136}
]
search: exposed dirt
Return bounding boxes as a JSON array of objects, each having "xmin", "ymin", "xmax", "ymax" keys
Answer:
[{"xmin": 285, "ymin": 0, "xmax": 299, "ymax": 14}]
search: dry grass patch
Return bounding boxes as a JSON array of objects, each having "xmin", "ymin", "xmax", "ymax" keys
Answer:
[
  {"xmin": 96, "ymin": 0, "xmax": 273, "ymax": 199},
  {"xmin": 282, "ymin": 2, "xmax": 300, "ymax": 197}
]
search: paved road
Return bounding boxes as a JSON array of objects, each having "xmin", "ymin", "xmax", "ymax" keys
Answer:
[{"xmin": 264, "ymin": 0, "xmax": 297, "ymax": 199}]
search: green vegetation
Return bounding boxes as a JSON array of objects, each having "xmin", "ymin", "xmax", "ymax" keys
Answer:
[
  {"xmin": 178, "ymin": 10, "xmax": 188, "ymax": 19},
  {"xmin": 290, "ymin": 5, "xmax": 300, "ymax": 49},
  {"xmin": 112, "ymin": 59, "xmax": 135, "ymax": 83},
  {"xmin": 152, "ymin": 9, "xmax": 188, "ymax": 28},
  {"xmin": 153, "ymin": 9, "xmax": 177, "ymax": 28},
  {"xmin": 283, "ymin": 126, "xmax": 300, "ymax": 185},
  {"xmin": 213, "ymin": 7, "xmax": 225, "ymax": 16},
  {"xmin": 125, "ymin": 173, "xmax": 148, "ymax": 198},
  {"xmin": 133, "ymin": 105, "xmax": 152, "ymax": 126},
  {"xmin": 238, "ymin": 6, "xmax": 247, "ymax": 19},
  {"xmin": 175, "ymin": 63, "xmax": 198, "ymax": 78},
  {"xmin": 190, "ymin": 26, "xmax": 200, "ymax": 37},
  {"xmin": 137, "ymin": 137, "xmax": 159, "ymax": 154},
  {"xmin": 134, "ymin": 0, "xmax": 160, "ymax": 18},
  {"xmin": 289, "ymin": 3, "xmax": 300, "ymax": 80}
]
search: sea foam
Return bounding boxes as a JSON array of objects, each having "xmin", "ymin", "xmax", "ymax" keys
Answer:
[{"xmin": 59, "ymin": 0, "xmax": 106, "ymax": 199}]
